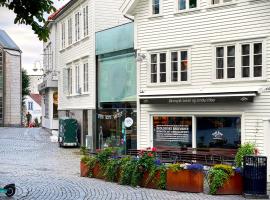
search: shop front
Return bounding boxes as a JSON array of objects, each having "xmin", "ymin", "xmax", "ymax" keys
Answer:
[{"xmin": 139, "ymin": 91, "xmax": 260, "ymax": 156}]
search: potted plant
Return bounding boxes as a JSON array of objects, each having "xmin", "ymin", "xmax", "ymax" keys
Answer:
[
  {"xmin": 80, "ymin": 155, "xmax": 90, "ymax": 177},
  {"xmin": 166, "ymin": 163, "xmax": 204, "ymax": 193},
  {"xmin": 208, "ymin": 164, "xmax": 243, "ymax": 195},
  {"xmin": 235, "ymin": 143, "xmax": 256, "ymax": 168}
]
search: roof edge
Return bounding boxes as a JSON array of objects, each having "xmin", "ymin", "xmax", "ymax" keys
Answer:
[{"xmin": 120, "ymin": 0, "xmax": 137, "ymax": 16}]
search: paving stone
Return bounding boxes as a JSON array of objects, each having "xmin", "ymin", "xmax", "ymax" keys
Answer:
[{"xmin": 0, "ymin": 128, "xmax": 255, "ymax": 200}]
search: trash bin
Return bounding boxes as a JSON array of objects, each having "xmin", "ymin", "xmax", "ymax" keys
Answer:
[
  {"xmin": 58, "ymin": 117, "xmax": 79, "ymax": 147},
  {"xmin": 243, "ymin": 156, "xmax": 269, "ymax": 199}
]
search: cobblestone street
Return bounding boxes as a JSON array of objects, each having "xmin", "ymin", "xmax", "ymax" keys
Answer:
[{"xmin": 0, "ymin": 128, "xmax": 256, "ymax": 199}]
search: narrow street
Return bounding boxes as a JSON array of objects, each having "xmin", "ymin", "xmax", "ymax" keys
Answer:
[{"xmin": 0, "ymin": 128, "xmax": 245, "ymax": 200}]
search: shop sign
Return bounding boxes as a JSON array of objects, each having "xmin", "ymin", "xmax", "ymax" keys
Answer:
[
  {"xmin": 124, "ymin": 117, "xmax": 133, "ymax": 127},
  {"xmin": 155, "ymin": 125, "xmax": 190, "ymax": 143},
  {"xmin": 97, "ymin": 111, "xmax": 123, "ymax": 120},
  {"xmin": 140, "ymin": 96, "xmax": 254, "ymax": 104}
]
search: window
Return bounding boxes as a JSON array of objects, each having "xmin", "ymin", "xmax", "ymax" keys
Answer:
[
  {"xmin": 196, "ymin": 117, "xmax": 241, "ymax": 149},
  {"xmin": 83, "ymin": 6, "xmax": 89, "ymax": 37},
  {"xmin": 68, "ymin": 18, "xmax": 72, "ymax": 45},
  {"xmin": 153, "ymin": 116, "xmax": 192, "ymax": 150},
  {"xmin": 215, "ymin": 42, "xmax": 262, "ymax": 80},
  {"xmin": 75, "ymin": 65, "xmax": 80, "ymax": 93},
  {"xmin": 211, "ymin": 0, "xmax": 232, "ymax": 5},
  {"xmin": 178, "ymin": 0, "xmax": 197, "ymax": 11},
  {"xmin": 83, "ymin": 63, "xmax": 89, "ymax": 93},
  {"xmin": 152, "ymin": 0, "xmax": 160, "ymax": 15},
  {"xmin": 67, "ymin": 68, "xmax": 72, "ymax": 95},
  {"xmin": 28, "ymin": 102, "xmax": 33, "ymax": 110},
  {"xmin": 151, "ymin": 50, "xmax": 189, "ymax": 84},
  {"xmin": 75, "ymin": 12, "xmax": 80, "ymax": 42},
  {"xmin": 171, "ymin": 51, "xmax": 188, "ymax": 82},
  {"xmin": 53, "ymin": 92, "xmax": 58, "ymax": 119},
  {"xmin": 44, "ymin": 94, "xmax": 49, "ymax": 118},
  {"xmin": 61, "ymin": 22, "xmax": 66, "ymax": 49}
]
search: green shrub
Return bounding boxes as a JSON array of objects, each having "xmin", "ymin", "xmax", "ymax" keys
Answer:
[
  {"xmin": 167, "ymin": 163, "xmax": 185, "ymax": 172},
  {"xmin": 104, "ymin": 159, "xmax": 120, "ymax": 182},
  {"xmin": 235, "ymin": 143, "xmax": 255, "ymax": 168}
]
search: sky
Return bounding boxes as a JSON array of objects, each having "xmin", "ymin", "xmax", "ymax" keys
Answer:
[{"xmin": 0, "ymin": 0, "xmax": 70, "ymax": 75}]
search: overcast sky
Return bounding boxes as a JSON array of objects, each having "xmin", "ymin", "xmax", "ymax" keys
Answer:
[{"xmin": 0, "ymin": 0, "xmax": 70, "ymax": 75}]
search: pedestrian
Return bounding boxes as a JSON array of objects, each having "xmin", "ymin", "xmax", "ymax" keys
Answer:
[{"xmin": 26, "ymin": 112, "xmax": 32, "ymax": 127}]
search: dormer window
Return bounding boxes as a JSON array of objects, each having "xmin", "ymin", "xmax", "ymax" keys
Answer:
[
  {"xmin": 152, "ymin": 0, "xmax": 160, "ymax": 15},
  {"xmin": 178, "ymin": 0, "xmax": 197, "ymax": 11}
]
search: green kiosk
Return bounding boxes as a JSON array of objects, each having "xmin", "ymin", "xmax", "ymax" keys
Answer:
[{"xmin": 58, "ymin": 118, "xmax": 79, "ymax": 147}]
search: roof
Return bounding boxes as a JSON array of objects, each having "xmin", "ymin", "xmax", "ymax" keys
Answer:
[
  {"xmin": 0, "ymin": 29, "xmax": 21, "ymax": 51},
  {"xmin": 120, "ymin": 0, "xmax": 138, "ymax": 16},
  {"xmin": 30, "ymin": 93, "xmax": 42, "ymax": 106},
  {"xmin": 47, "ymin": 0, "xmax": 77, "ymax": 21}
]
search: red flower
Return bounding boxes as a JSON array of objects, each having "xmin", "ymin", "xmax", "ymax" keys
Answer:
[
  {"xmin": 147, "ymin": 153, "xmax": 153, "ymax": 157},
  {"xmin": 254, "ymin": 148, "xmax": 259, "ymax": 155},
  {"xmin": 151, "ymin": 147, "xmax": 157, "ymax": 152},
  {"xmin": 146, "ymin": 147, "xmax": 151, "ymax": 150}
]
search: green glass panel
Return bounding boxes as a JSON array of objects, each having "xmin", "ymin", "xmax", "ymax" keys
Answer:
[{"xmin": 98, "ymin": 54, "xmax": 136, "ymax": 102}]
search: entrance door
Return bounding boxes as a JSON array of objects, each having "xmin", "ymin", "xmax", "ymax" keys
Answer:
[{"xmin": 82, "ymin": 110, "xmax": 88, "ymax": 146}]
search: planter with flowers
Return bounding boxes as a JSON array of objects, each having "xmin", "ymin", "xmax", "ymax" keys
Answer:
[
  {"xmin": 166, "ymin": 163, "xmax": 204, "ymax": 193},
  {"xmin": 80, "ymin": 155, "xmax": 91, "ymax": 177},
  {"xmin": 208, "ymin": 164, "xmax": 243, "ymax": 195}
]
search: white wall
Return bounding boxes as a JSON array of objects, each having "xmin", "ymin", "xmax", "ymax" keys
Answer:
[{"xmin": 24, "ymin": 96, "xmax": 42, "ymax": 123}]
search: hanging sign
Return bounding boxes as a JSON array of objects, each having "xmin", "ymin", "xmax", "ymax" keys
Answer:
[{"xmin": 124, "ymin": 117, "xmax": 133, "ymax": 127}]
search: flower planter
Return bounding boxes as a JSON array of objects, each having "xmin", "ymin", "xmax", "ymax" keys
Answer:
[
  {"xmin": 166, "ymin": 169, "xmax": 204, "ymax": 193},
  {"xmin": 80, "ymin": 161, "xmax": 89, "ymax": 177},
  {"xmin": 92, "ymin": 163, "xmax": 105, "ymax": 179},
  {"xmin": 216, "ymin": 173, "xmax": 243, "ymax": 195},
  {"xmin": 140, "ymin": 171, "xmax": 161, "ymax": 189}
]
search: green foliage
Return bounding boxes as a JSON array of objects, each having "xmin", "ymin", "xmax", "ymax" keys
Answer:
[
  {"xmin": 208, "ymin": 164, "xmax": 233, "ymax": 194},
  {"xmin": 96, "ymin": 148, "xmax": 113, "ymax": 168},
  {"xmin": 80, "ymin": 146, "xmax": 87, "ymax": 156},
  {"xmin": 81, "ymin": 155, "xmax": 91, "ymax": 164},
  {"xmin": 145, "ymin": 165, "xmax": 167, "ymax": 190},
  {"xmin": 167, "ymin": 163, "xmax": 184, "ymax": 172},
  {"xmin": 22, "ymin": 69, "xmax": 30, "ymax": 106},
  {"xmin": 104, "ymin": 159, "xmax": 120, "ymax": 182},
  {"xmin": 119, "ymin": 157, "xmax": 137, "ymax": 185},
  {"xmin": 209, "ymin": 168, "xmax": 230, "ymax": 195},
  {"xmin": 235, "ymin": 143, "xmax": 255, "ymax": 168},
  {"xmin": 0, "ymin": 0, "xmax": 56, "ymax": 41}
]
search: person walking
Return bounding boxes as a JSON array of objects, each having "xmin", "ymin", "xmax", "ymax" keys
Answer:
[{"xmin": 26, "ymin": 112, "xmax": 32, "ymax": 127}]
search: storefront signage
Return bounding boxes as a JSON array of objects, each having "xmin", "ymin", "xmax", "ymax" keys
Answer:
[
  {"xmin": 155, "ymin": 125, "xmax": 190, "ymax": 143},
  {"xmin": 97, "ymin": 111, "xmax": 123, "ymax": 120},
  {"xmin": 140, "ymin": 96, "xmax": 254, "ymax": 104},
  {"xmin": 124, "ymin": 117, "xmax": 133, "ymax": 127}
]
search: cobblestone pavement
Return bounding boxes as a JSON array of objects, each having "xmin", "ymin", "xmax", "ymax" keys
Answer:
[{"xmin": 0, "ymin": 128, "xmax": 263, "ymax": 200}]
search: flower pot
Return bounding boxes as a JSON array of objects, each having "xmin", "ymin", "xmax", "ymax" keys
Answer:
[
  {"xmin": 216, "ymin": 173, "xmax": 243, "ymax": 195},
  {"xmin": 166, "ymin": 169, "xmax": 204, "ymax": 193},
  {"xmin": 92, "ymin": 163, "xmax": 104, "ymax": 179},
  {"xmin": 141, "ymin": 171, "xmax": 161, "ymax": 189},
  {"xmin": 80, "ymin": 161, "xmax": 89, "ymax": 177}
]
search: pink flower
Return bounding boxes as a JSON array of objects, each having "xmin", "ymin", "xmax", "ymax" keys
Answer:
[
  {"xmin": 151, "ymin": 147, "xmax": 157, "ymax": 152},
  {"xmin": 254, "ymin": 148, "xmax": 259, "ymax": 155},
  {"xmin": 147, "ymin": 153, "xmax": 154, "ymax": 157},
  {"xmin": 146, "ymin": 147, "xmax": 151, "ymax": 150}
]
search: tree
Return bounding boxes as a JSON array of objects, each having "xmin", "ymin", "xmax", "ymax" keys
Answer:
[
  {"xmin": 22, "ymin": 69, "xmax": 30, "ymax": 105},
  {"xmin": 0, "ymin": 0, "xmax": 57, "ymax": 42}
]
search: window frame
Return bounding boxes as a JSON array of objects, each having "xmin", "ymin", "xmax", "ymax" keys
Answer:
[
  {"xmin": 149, "ymin": 0, "xmax": 162, "ymax": 17},
  {"xmin": 67, "ymin": 17, "xmax": 73, "ymax": 45},
  {"xmin": 61, "ymin": 22, "xmax": 66, "ymax": 49},
  {"xmin": 67, "ymin": 67, "xmax": 73, "ymax": 95},
  {"xmin": 83, "ymin": 5, "xmax": 89, "ymax": 37},
  {"xmin": 75, "ymin": 11, "xmax": 80, "ymax": 42},
  {"xmin": 75, "ymin": 64, "xmax": 80, "ymax": 94},
  {"xmin": 213, "ymin": 40, "xmax": 265, "ymax": 82},
  {"xmin": 148, "ymin": 49, "xmax": 191, "ymax": 86},
  {"xmin": 176, "ymin": 0, "xmax": 199, "ymax": 12},
  {"xmin": 209, "ymin": 0, "xmax": 234, "ymax": 6},
  {"xmin": 83, "ymin": 62, "xmax": 89, "ymax": 93}
]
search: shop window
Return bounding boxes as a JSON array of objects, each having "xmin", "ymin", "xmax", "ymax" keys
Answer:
[
  {"xmin": 153, "ymin": 116, "xmax": 192, "ymax": 150},
  {"xmin": 53, "ymin": 92, "xmax": 58, "ymax": 119},
  {"xmin": 196, "ymin": 117, "xmax": 241, "ymax": 149}
]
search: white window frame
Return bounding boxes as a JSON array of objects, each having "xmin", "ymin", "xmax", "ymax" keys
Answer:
[
  {"xmin": 176, "ymin": 0, "xmax": 199, "ymax": 12},
  {"xmin": 68, "ymin": 17, "xmax": 73, "ymax": 45},
  {"xmin": 213, "ymin": 40, "xmax": 265, "ymax": 82},
  {"xmin": 75, "ymin": 11, "xmax": 80, "ymax": 42},
  {"xmin": 28, "ymin": 102, "xmax": 33, "ymax": 110},
  {"xmin": 83, "ymin": 5, "xmax": 89, "ymax": 37},
  {"xmin": 148, "ymin": 49, "xmax": 190, "ymax": 86},
  {"xmin": 61, "ymin": 22, "xmax": 66, "ymax": 49},
  {"xmin": 83, "ymin": 62, "xmax": 89, "ymax": 93},
  {"xmin": 75, "ymin": 64, "xmax": 80, "ymax": 94},
  {"xmin": 67, "ymin": 66, "xmax": 73, "ymax": 95},
  {"xmin": 149, "ymin": 0, "xmax": 162, "ymax": 16}
]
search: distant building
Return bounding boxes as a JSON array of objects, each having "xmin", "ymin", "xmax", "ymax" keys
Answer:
[
  {"xmin": 0, "ymin": 29, "xmax": 21, "ymax": 126},
  {"xmin": 24, "ymin": 93, "xmax": 42, "ymax": 125},
  {"xmin": 29, "ymin": 75, "xmax": 42, "ymax": 94}
]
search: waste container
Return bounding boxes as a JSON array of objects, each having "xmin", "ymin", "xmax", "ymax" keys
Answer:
[
  {"xmin": 58, "ymin": 117, "xmax": 79, "ymax": 147},
  {"xmin": 243, "ymin": 156, "xmax": 269, "ymax": 199}
]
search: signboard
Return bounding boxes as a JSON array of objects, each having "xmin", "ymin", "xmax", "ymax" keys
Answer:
[
  {"xmin": 155, "ymin": 125, "xmax": 190, "ymax": 143},
  {"xmin": 124, "ymin": 117, "xmax": 133, "ymax": 127},
  {"xmin": 140, "ymin": 95, "xmax": 254, "ymax": 104}
]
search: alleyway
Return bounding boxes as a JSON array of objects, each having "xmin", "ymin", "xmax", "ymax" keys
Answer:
[{"xmin": 0, "ymin": 128, "xmax": 246, "ymax": 200}]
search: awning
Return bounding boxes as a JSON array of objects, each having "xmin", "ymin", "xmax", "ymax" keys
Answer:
[{"xmin": 139, "ymin": 91, "xmax": 257, "ymax": 104}]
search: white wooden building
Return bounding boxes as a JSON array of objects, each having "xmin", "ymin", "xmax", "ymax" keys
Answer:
[
  {"xmin": 48, "ymin": 0, "xmax": 129, "ymax": 146},
  {"xmin": 122, "ymin": 0, "xmax": 270, "ymax": 180}
]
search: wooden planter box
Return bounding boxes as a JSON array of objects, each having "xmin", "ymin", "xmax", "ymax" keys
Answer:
[
  {"xmin": 92, "ymin": 163, "xmax": 104, "ymax": 179},
  {"xmin": 140, "ymin": 171, "xmax": 161, "ymax": 189},
  {"xmin": 166, "ymin": 169, "xmax": 204, "ymax": 193},
  {"xmin": 80, "ymin": 161, "xmax": 89, "ymax": 177},
  {"xmin": 216, "ymin": 173, "xmax": 243, "ymax": 195}
]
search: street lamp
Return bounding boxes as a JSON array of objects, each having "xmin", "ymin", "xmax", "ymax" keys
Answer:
[{"xmin": 33, "ymin": 60, "xmax": 44, "ymax": 73}]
